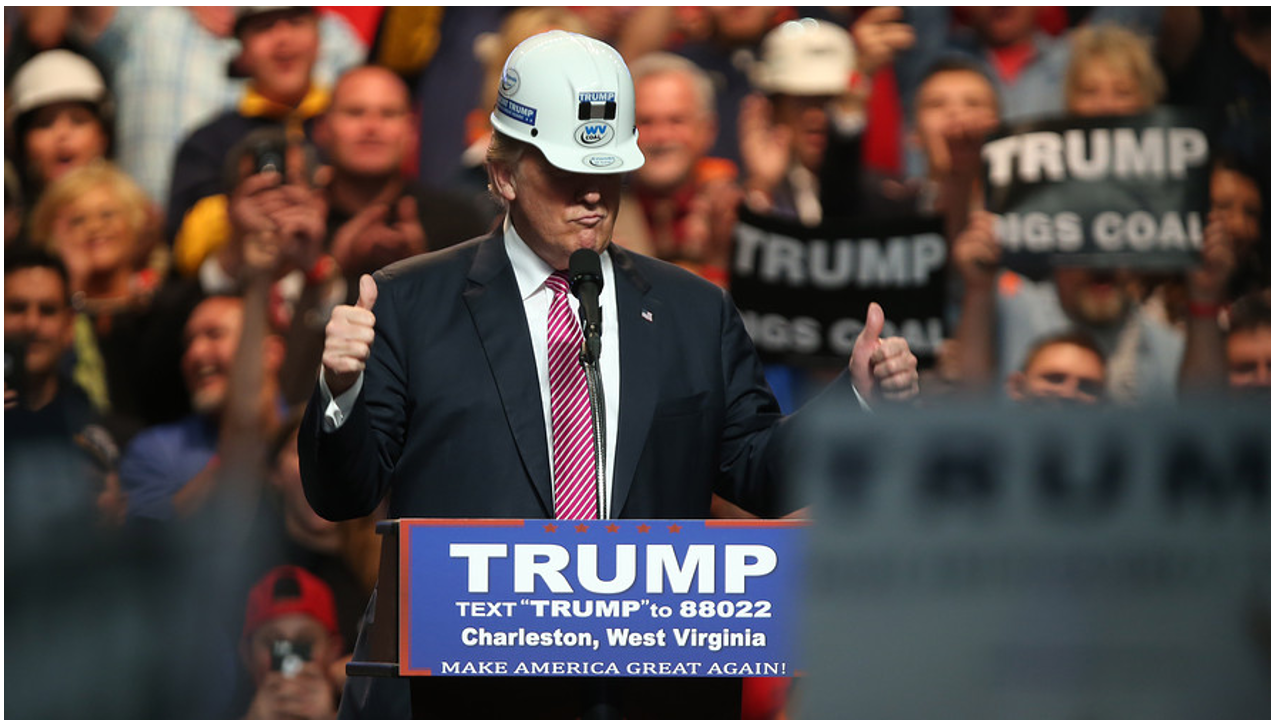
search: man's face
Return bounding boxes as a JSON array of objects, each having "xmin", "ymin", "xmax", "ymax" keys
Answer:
[
  {"xmin": 322, "ymin": 68, "xmax": 416, "ymax": 179},
  {"xmin": 1068, "ymin": 59, "xmax": 1149, "ymax": 117},
  {"xmin": 1227, "ymin": 326, "xmax": 1271, "ymax": 391},
  {"xmin": 913, "ymin": 70, "xmax": 1000, "ymax": 173},
  {"xmin": 634, "ymin": 71, "xmax": 714, "ymax": 194},
  {"xmin": 1211, "ymin": 167, "xmax": 1263, "ymax": 253},
  {"xmin": 772, "ymin": 94, "xmax": 835, "ymax": 174},
  {"xmin": 53, "ymin": 184, "xmax": 135, "ymax": 280},
  {"xmin": 238, "ymin": 10, "xmax": 320, "ymax": 104},
  {"xmin": 24, "ymin": 102, "xmax": 108, "ymax": 187},
  {"xmin": 245, "ymin": 613, "xmax": 335, "ymax": 685},
  {"xmin": 1054, "ymin": 267, "xmax": 1133, "ymax": 328},
  {"xmin": 1011, "ymin": 342, "xmax": 1107, "ymax": 405},
  {"xmin": 494, "ymin": 149, "xmax": 622, "ymax": 270},
  {"xmin": 181, "ymin": 297, "xmax": 244, "ymax": 415},
  {"xmin": 4, "ymin": 267, "xmax": 73, "ymax": 380},
  {"xmin": 966, "ymin": 6, "xmax": 1039, "ymax": 48}
]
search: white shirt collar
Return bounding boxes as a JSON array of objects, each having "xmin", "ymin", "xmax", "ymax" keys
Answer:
[{"xmin": 502, "ymin": 214, "xmax": 612, "ymax": 301}]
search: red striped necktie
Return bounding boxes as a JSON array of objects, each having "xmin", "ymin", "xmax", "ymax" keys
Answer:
[{"xmin": 545, "ymin": 272, "xmax": 598, "ymax": 519}]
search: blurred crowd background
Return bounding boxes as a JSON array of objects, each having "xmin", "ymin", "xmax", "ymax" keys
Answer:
[{"xmin": 2, "ymin": 6, "xmax": 1269, "ymax": 719}]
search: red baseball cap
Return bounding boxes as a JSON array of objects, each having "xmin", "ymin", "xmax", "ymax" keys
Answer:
[{"xmin": 242, "ymin": 565, "xmax": 340, "ymax": 643}]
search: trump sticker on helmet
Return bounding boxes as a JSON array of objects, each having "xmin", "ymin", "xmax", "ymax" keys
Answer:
[
  {"xmin": 497, "ymin": 96, "xmax": 536, "ymax": 126},
  {"xmin": 576, "ymin": 121, "xmax": 615, "ymax": 147},
  {"xmin": 583, "ymin": 153, "xmax": 622, "ymax": 169},
  {"xmin": 578, "ymin": 91, "xmax": 618, "ymax": 121},
  {"xmin": 500, "ymin": 69, "xmax": 520, "ymax": 97}
]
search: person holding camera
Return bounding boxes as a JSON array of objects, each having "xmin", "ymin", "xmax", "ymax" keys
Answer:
[
  {"xmin": 241, "ymin": 565, "xmax": 345, "ymax": 720},
  {"xmin": 165, "ymin": 7, "xmax": 352, "ymax": 245}
]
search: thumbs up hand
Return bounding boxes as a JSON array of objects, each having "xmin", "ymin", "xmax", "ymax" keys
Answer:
[
  {"xmin": 322, "ymin": 274, "xmax": 379, "ymax": 396},
  {"xmin": 849, "ymin": 302, "xmax": 920, "ymax": 403}
]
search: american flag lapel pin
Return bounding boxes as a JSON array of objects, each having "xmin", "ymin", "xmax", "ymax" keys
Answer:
[{"xmin": 641, "ymin": 309, "xmax": 653, "ymax": 323}]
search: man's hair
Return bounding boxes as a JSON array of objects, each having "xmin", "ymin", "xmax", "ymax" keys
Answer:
[
  {"xmin": 483, "ymin": 129, "xmax": 532, "ymax": 209},
  {"xmin": 330, "ymin": 64, "xmax": 412, "ymax": 112},
  {"xmin": 28, "ymin": 160, "xmax": 149, "ymax": 249},
  {"xmin": 1064, "ymin": 24, "xmax": 1165, "ymax": 108},
  {"xmin": 914, "ymin": 55, "xmax": 1002, "ymax": 116},
  {"xmin": 4, "ymin": 246, "xmax": 72, "ymax": 306},
  {"xmin": 1211, "ymin": 151, "xmax": 1266, "ymax": 197},
  {"xmin": 1019, "ymin": 328, "xmax": 1107, "ymax": 372},
  {"xmin": 1227, "ymin": 292, "xmax": 1271, "ymax": 337},
  {"xmin": 185, "ymin": 293, "xmax": 246, "ymax": 336},
  {"xmin": 628, "ymin": 52, "xmax": 717, "ymax": 120}
]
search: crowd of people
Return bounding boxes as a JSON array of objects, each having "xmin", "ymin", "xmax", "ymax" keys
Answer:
[{"xmin": 3, "ymin": 6, "xmax": 1269, "ymax": 719}]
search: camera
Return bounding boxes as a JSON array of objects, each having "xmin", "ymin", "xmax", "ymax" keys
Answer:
[
  {"xmin": 252, "ymin": 138, "xmax": 287, "ymax": 176},
  {"xmin": 269, "ymin": 639, "xmax": 313, "ymax": 678}
]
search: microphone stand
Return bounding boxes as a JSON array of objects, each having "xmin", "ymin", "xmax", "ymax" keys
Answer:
[
  {"xmin": 577, "ymin": 313, "xmax": 607, "ymax": 521},
  {"xmin": 577, "ymin": 312, "xmax": 616, "ymax": 720}
]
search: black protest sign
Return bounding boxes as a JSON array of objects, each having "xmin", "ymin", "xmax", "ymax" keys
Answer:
[
  {"xmin": 729, "ymin": 208, "xmax": 948, "ymax": 367},
  {"xmin": 982, "ymin": 107, "xmax": 1211, "ymax": 274}
]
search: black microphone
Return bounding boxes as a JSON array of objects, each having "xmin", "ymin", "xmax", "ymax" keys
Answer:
[{"xmin": 569, "ymin": 249, "xmax": 604, "ymax": 364}]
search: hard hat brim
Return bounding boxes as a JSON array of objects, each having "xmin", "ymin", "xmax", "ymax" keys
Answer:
[{"xmin": 489, "ymin": 111, "xmax": 646, "ymax": 175}]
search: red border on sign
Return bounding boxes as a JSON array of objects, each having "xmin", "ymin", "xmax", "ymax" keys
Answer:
[
  {"xmin": 407, "ymin": 518, "xmax": 527, "ymax": 527},
  {"xmin": 398, "ymin": 526, "xmax": 418, "ymax": 675},
  {"xmin": 398, "ymin": 519, "xmax": 528, "ymax": 675},
  {"xmin": 704, "ymin": 520, "xmax": 810, "ymax": 528}
]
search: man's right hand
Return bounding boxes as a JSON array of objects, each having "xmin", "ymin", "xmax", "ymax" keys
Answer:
[
  {"xmin": 851, "ymin": 6, "xmax": 916, "ymax": 79},
  {"xmin": 322, "ymin": 274, "xmax": 378, "ymax": 397},
  {"xmin": 952, "ymin": 211, "xmax": 1001, "ymax": 292},
  {"xmin": 738, "ymin": 93, "xmax": 792, "ymax": 204}
]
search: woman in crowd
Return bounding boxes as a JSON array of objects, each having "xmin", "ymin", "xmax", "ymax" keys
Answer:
[
  {"xmin": 28, "ymin": 161, "xmax": 200, "ymax": 444},
  {"xmin": 8, "ymin": 50, "xmax": 112, "ymax": 199}
]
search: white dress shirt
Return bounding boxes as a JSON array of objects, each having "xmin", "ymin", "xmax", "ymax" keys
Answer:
[{"xmin": 320, "ymin": 217, "xmax": 622, "ymax": 516}]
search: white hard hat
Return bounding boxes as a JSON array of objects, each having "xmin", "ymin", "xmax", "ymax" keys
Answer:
[
  {"xmin": 233, "ymin": 6, "xmax": 313, "ymax": 36},
  {"xmin": 8, "ymin": 49, "xmax": 109, "ymax": 121},
  {"xmin": 490, "ymin": 30, "xmax": 644, "ymax": 174},
  {"xmin": 753, "ymin": 18, "xmax": 856, "ymax": 97}
]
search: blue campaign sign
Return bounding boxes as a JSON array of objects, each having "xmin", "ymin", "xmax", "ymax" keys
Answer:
[{"xmin": 399, "ymin": 519, "xmax": 806, "ymax": 678}]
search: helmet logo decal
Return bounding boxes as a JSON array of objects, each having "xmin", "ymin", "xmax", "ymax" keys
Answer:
[
  {"xmin": 496, "ymin": 96, "xmax": 537, "ymax": 126},
  {"xmin": 583, "ymin": 154, "xmax": 622, "ymax": 169},
  {"xmin": 500, "ymin": 69, "xmax": 520, "ymax": 97},
  {"xmin": 576, "ymin": 122, "xmax": 615, "ymax": 147},
  {"xmin": 578, "ymin": 91, "xmax": 618, "ymax": 121}
]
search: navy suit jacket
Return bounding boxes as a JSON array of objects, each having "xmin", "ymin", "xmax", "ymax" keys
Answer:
[
  {"xmin": 299, "ymin": 232, "xmax": 852, "ymax": 522},
  {"xmin": 298, "ymin": 232, "xmax": 857, "ymax": 718}
]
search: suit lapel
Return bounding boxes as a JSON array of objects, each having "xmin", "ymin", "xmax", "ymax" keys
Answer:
[
  {"xmin": 609, "ymin": 245, "xmax": 661, "ymax": 516},
  {"xmin": 463, "ymin": 234, "xmax": 554, "ymax": 516}
]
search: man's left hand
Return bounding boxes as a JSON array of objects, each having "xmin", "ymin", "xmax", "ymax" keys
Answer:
[
  {"xmin": 1187, "ymin": 211, "xmax": 1235, "ymax": 304},
  {"xmin": 849, "ymin": 302, "xmax": 919, "ymax": 403}
]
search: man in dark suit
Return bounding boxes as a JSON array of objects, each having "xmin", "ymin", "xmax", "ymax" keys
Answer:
[{"xmin": 300, "ymin": 30, "xmax": 919, "ymax": 718}]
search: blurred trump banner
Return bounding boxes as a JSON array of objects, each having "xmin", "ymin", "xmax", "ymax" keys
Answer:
[
  {"xmin": 983, "ymin": 107, "xmax": 1212, "ymax": 274},
  {"xmin": 730, "ymin": 209, "xmax": 948, "ymax": 366},
  {"xmin": 791, "ymin": 402, "xmax": 1269, "ymax": 719},
  {"xmin": 398, "ymin": 519, "xmax": 805, "ymax": 678}
]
